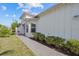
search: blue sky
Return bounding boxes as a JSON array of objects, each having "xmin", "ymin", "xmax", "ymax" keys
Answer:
[{"xmin": 0, "ymin": 3, "xmax": 56, "ymax": 27}]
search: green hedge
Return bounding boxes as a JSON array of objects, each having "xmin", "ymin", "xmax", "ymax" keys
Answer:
[
  {"xmin": 32, "ymin": 32, "xmax": 45, "ymax": 41},
  {"xmin": 53, "ymin": 36, "xmax": 65, "ymax": 48},
  {"xmin": 64, "ymin": 39, "xmax": 79, "ymax": 55},
  {"xmin": 45, "ymin": 36, "xmax": 65, "ymax": 48},
  {"xmin": 32, "ymin": 32, "xmax": 40, "ymax": 40},
  {"xmin": 45, "ymin": 36, "xmax": 54, "ymax": 45},
  {"xmin": 32, "ymin": 32, "xmax": 79, "ymax": 55},
  {"xmin": 33, "ymin": 32, "xmax": 65, "ymax": 48},
  {"xmin": 38, "ymin": 33, "xmax": 45, "ymax": 41}
]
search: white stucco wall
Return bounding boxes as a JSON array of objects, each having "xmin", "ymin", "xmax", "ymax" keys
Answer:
[{"xmin": 36, "ymin": 3, "xmax": 79, "ymax": 40}]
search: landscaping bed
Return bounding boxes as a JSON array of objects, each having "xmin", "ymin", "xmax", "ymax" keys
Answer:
[{"xmin": 30, "ymin": 32, "xmax": 79, "ymax": 56}]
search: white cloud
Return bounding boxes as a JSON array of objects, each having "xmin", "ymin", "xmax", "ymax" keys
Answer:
[
  {"xmin": 17, "ymin": 3, "xmax": 25, "ymax": 10},
  {"xmin": 1, "ymin": 5, "xmax": 7, "ymax": 11},
  {"xmin": 5, "ymin": 14, "xmax": 9, "ymax": 17},
  {"xmin": 12, "ymin": 14, "xmax": 16, "ymax": 18},
  {"xmin": 29, "ymin": 3, "xmax": 44, "ymax": 9},
  {"xmin": 22, "ymin": 9, "xmax": 29, "ymax": 13},
  {"xmin": 18, "ymin": 3, "xmax": 24, "ymax": 7},
  {"xmin": 17, "ymin": 3, "xmax": 44, "ymax": 14},
  {"xmin": 5, "ymin": 14, "xmax": 16, "ymax": 18},
  {"xmin": 17, "ymin": 3, "xmax": 44, "ymax": 10}
]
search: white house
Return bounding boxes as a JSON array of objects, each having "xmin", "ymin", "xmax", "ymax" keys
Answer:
[
  {"xmin": 17, "ymin": 3, "xmax": 79, "ymax": 40},
  {"xmin": 16, "ymin": 12, "xmax": 39, "ymax": 37}
]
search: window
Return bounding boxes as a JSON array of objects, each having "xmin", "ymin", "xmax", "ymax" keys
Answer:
[
  {"xmin": 26, "ymin": 25, "xmax": 28, "ymax": 32},
  {"xmin": 22, "ymin": 24, "xmax": 25, "ymax": 30},
  {"xmin": 22, "ymin": 24, "xmax": 25, "ymax": 35},
  {"xmin": 31, "ymin": 23, "xmax": 36, "ymax": 32}
]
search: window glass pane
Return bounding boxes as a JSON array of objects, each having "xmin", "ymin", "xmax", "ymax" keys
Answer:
[
  {"xmin": 31, "ymin": 28, "xmax": 36, "ymax": 32},
  {"xmin": 26, "ymin": 25, "xmax": 28, "ymax": 32},
  {"xmin": 31, "ymin": 23, "xmax": 36, "ymax": 32},
  {"xmin": 31, "ymin": 24, "xmax": 36, "ymax": 27}
]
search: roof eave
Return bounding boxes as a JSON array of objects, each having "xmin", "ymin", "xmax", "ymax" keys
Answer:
[{"xmin": 37, "ymin": 3, "xmax": 65, "ymax": 17}]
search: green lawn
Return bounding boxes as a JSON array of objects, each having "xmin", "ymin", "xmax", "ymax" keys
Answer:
[{"xmin": 0, "ymin": 35, "xmax": 34, "ymax": 56}]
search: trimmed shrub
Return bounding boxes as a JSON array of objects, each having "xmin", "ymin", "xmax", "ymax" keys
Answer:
[
  {"xmin": 32, "ymin": 32, "xmax": 45, "ymax": 41},
  {"xmin": 45, "ymin": 36, "xmax": 65, "ymax": 48},
  {"xmin": 53, "ymin": 36, "xmax": 65, "ymax": 48},
  {"xmin": 65, "ymin": 39, "xmax": 79, "ymax": 55},
  {"xmin": 38, "ymin": 33, "xmax": 45, "ymax": 42},
  {"xmin": 32, "ymin": 32, "xmax": 40, "ymax": 40},
  {"xmin": 45, "ymin": 36, "xmax": 54, "ymax": 45}
]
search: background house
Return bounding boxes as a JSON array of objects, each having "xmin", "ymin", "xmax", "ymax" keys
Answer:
[{"xmin": 17, "ymin": 3, "xmax": 79, "ymax": 40}]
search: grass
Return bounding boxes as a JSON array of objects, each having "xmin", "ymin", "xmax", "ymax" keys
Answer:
[{"xmin": 0, "ymin": 35, "xmax": 34, "ymax": 56}]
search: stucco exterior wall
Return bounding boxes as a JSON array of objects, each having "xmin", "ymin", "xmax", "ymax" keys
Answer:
[{"xmin": 36, "ymin": 3, "xmax": 79, "ymax": 39}]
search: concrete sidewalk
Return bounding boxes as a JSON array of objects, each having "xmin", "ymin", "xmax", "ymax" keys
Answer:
[{"xmin": 17, "ymin": 35, "xmax": 67, "ymax": 56}]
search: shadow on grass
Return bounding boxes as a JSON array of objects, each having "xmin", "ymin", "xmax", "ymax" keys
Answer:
[{"xmin": 0, "ymin": 50, "xmax": 15, "ymax": 56}]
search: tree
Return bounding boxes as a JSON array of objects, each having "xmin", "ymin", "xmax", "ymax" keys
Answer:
[{"xmin": 11, "ymin": 20, "xmax": 18, "ymax": 34}]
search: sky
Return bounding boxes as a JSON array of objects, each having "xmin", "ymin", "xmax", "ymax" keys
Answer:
[{"xmin": 0, "ymin": 3, "xmax": 56, "ymax": 27}]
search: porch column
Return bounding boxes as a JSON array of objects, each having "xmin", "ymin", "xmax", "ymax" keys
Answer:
[
  {"xmin": 28, "ymin": 23, "xmax": 31, "ymax": 33},
  {"xmin": 24, "ymin": 23, "xmax": 26, "ymax": 35}
]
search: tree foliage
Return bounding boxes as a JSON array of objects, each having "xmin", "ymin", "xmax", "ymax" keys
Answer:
[
  {"xmin": 0, "ymin": 24, "xmax": 11, "ymax": 37},
  {"xmin": 11, "ymin": 20, "xmax": 18, "ymax": 32}
]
